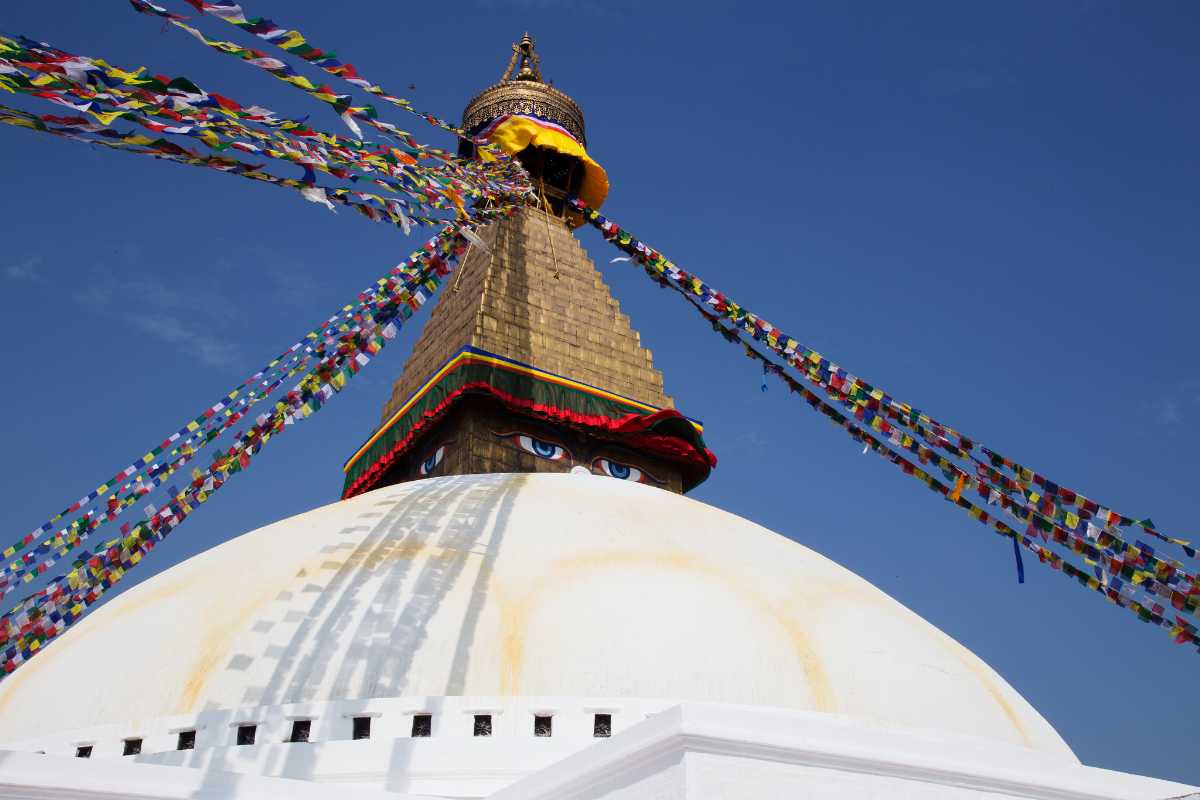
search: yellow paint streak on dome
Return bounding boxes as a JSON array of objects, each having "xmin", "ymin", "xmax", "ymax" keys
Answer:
[
  {"xmin": 495, "ymin": 548, "xmax": 834, "ymax": 711},
  {"xmin": 175, "ymin": 547, "xmax": 379, "ymax": 713},
  {"xmin": 174, "ymin": 541, "xmax": 490, "ymax": 712},
  {"xmin": 0, "ymin": 558, "xmax": 228, "ymax": 717},
  {"xmin": 938, "ymin": 634, "xmax": 1033, "ymax": 748},
  {"xmin": 784, "ymin": 576, "xmax": 1033, "ymax": 748},
  {"xmin": 176, "ymin": 576, "xmax": 294, "ymax": 714}
]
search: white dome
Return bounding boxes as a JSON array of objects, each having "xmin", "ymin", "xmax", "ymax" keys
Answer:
[{"xmin": 0, "ymin": 473, "xmax": 1073, "ymax": 758}]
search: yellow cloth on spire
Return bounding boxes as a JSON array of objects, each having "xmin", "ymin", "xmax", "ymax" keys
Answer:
[{"xmin": 481, "ymin": 114, "xmax": 609, "ymax": 219}]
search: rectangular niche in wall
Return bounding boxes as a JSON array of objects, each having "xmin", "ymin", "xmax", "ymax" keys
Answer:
[
  {"xmin": 353, "ymin": 716, "xmax": 372, "ymax": 740},
  {"xmin": 288, "ymin": 720, "xmax": 311, "ymax": 743},
  {"xmin": 236, "ymin": 725, "xmax": 257, "ymax": 746}
]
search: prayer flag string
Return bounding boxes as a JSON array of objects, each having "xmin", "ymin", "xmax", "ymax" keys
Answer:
[
  {"xmin": 0, "ymin": 35, "xmax": 530, "ymax": 226},
  {"xmin": 0, "ymin": 102, "xmax": 446, "ymax": 231},
  {"xmin": 0, "ymin": 193, "xmax": 506, "ymax": 598},
  {"xmin": 0, "ymin": 15, "xmax": 531, "ymax": 678},
  {"xmin": 127, "ymin": 0, "xmax": 509, "ymax": 168},
  {"xmin": 0, "ymin": 221, "xmax": 496, "ymax": 676},
  {"xmin": 144, "ymin": 0, "xmax": 504, "ymax": 160},
  {"xmin": 569, "ymin": 196, "xmax": 1200, "ymax": 654}
]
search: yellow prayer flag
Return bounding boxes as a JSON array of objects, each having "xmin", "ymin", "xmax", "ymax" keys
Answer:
[
  {"xmin": 279, "ymin": 31, "xmax": 307, "ymax": 50},
  {"xmin": 88, "ymin": 109, "xmax": 129, "ymax": 126},
  {"xmin": 104, "ymin": 66, "xmax": 146, "ymax": 83},
  {"xmin": 283, "ymin": 75, "xmax": 317, "ymax": 90}
]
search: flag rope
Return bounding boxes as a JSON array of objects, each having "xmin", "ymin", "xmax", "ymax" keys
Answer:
[
  {"xmin": 0, "ymin": 34, "xmax": 529, "ymax": 227},
  {"xmin": 0, "ymin": 14, "xmax": 531, "ymax": 677},
  {"xmin": 0, "ymin": 219, "xmax": 504, "ymax": 676},
  {"xmin": 570, "ymin": 196, "xmax": 1200, "ymax": 654}
]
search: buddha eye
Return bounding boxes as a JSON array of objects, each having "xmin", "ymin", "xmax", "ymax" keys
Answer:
[
  {"xmin": 516, "ymin": 434, "xmax": 570, "ymax": 461},
  {"xmin": 495, "ymin": 431, "xmax": 572, "ymax": 462},
  {"xmin": 418, "ymin": 445, "xmax": 446, "ymax": 476},
  {"xmin": 592, "ymin": 458, "xmax": 645, "ymax": 482}
]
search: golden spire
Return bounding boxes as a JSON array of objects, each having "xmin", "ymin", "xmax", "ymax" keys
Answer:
[
  {"xmin": 501, "ymin": 33, "xmax": 543, "ymax": 83},
  {"xmin": 463, "ymin": 34, "xmax": 586, "ymax": 145}
]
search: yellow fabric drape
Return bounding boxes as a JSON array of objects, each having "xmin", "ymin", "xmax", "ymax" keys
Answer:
[{"xmin": 482, "ymin": 115, "xmax": 609, "ymax": 215}]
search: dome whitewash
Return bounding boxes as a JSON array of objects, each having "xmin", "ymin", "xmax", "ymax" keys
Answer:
[{"xmin": 0, "ymin": 472, "xmax": 1072, "ymax": 759}]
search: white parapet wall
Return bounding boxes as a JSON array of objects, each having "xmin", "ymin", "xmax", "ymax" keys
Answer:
[
  {"xmin": 1, "ymin": 702, "xmax": 1193, "ymax": 800},
  {"xmin": 492, "ymin": 703, "xmax": 1199, "ymax": 800},
  {"xmin": 0, "ymin": 695, "xmax": 675, "ymax": 797}
]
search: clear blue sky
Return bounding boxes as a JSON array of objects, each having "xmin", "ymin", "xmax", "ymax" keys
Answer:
[{"xmin": 2, "ymin": 0, "xmax": 1198, "ymax": 783}]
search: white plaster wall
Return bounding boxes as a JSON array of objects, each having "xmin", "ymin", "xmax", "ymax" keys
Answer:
[
  {"xmin": 0, "ymin": 749, "xmax": 422, "ymax": 800},
  {"xmin": 0, "ymin": 473, "xmax": 1072, "ymax": 759},
  {"xmin": 2, "ymin": 696, "xmax": 663, "ymax": 762},
  {"xmin": 1, "ymin": 704, "xmax": 1194, "ymax": 800},
  {"xmin": 493, "ymin": 704, "xmax": 1198, "ymax": 800}
]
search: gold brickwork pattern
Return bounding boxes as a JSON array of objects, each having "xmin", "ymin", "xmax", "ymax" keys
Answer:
[{"xmin": 380, "ymin": 207, "xmax": 671, "ymax": 425}]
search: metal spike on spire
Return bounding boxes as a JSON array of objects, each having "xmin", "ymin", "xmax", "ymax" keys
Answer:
[{"xmin": 501, "ymin": 32, "xmax": 543, "ymax": 82}]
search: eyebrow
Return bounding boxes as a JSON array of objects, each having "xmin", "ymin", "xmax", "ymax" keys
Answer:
[
  {"xmin": 490, "ymin": 428, "xmax": 567, "ymax": 441},
  {"xmin": 491, "ymin": 429, "xmax": 575, "ymax": 453}
]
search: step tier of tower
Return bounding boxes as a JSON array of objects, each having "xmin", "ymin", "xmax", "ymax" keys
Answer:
[{"xmin": 381, "ymin": 207, "xmax": 671, "ymax": 424}]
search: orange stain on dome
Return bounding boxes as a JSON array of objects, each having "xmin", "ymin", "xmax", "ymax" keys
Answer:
[{"xmin": 493, "ymin": 548, "xmax": 834, "ymax": 712}]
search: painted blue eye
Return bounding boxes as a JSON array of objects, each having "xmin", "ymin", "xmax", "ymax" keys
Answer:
[
  {"xmin": 607, "ymin": 461, "xmax": 631, "ymax": 479},
  {"xmin": 516, "ymin": 434, "xmax": 569, "ymax": 461},
  {"xmin": 418, "ymin": 445, "xmax": 445, "ymax": 476},
  {"xmin": 593, "ymin": 458, "xmax": 643, "ymax": 482}
]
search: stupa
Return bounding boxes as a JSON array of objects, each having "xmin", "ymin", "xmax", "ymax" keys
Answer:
[{"xmin": 0, "ymin": 36, "xmax": 1193, "ymax": 800}]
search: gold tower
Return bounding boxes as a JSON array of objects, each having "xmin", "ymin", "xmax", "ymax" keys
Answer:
[{"xmin": 341, "ymin": 36, "xmax": 713, "ymax": 498}]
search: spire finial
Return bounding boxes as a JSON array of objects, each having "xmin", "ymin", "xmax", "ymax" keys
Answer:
[{"xmin": 501, "ymin": 32, "xmax": 543, "ymax": 83}]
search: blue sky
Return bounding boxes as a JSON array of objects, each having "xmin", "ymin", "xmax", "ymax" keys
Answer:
[{"xmin": 3, "ymin": 0, "xmax": 1198, "ymax": 783}]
